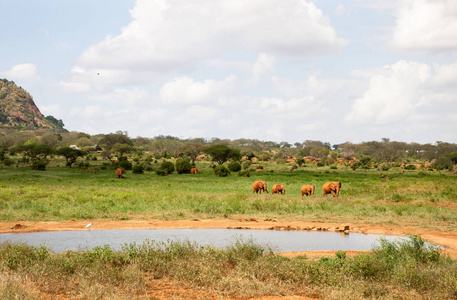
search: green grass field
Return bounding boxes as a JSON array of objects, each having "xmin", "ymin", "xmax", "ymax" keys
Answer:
[{"xmin": 0, "ymin": 161, "xmax": 456, "ymax": 231}]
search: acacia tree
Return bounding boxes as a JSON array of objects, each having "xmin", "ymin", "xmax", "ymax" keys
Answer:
[
  {"xmin": 180, "ymin": 143, "xmax": 205, "ymax": 163},
  {"xmin": 11, "ymin": 142, "xmax": 54, "ymax": 169},
  {"xmin": 56, "ymin": 147, "xmax": 85, "ymax": 168},
  {"xmin": 203, "ymin": 144, "xmax": 241, "ymax": 165}
]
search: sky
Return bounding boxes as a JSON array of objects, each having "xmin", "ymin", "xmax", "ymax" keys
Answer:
[{"xmin": 1, "ymin": 0, "xmax": 457, "ymax": 145}]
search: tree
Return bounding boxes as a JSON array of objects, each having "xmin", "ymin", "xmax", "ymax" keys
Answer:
[
  {"xmin": 11, "ymin": 143, "xmax": 53, "ymax": 169},
  {"xmin": 112, "ymin": 143, "xmax": 135, "ymax": 157},
  {"xmin": 99, "ymin": 131, "xmax": 133, "ymax": 148},
  {"xmin": 56, "ymin": 147, "xmax": 85, "ymax": 168},
  {"xmin": 203, "ymin": 144, "xmax": 241, "ymax": 165},
  {"xmin": 180, "ymin": 143, "xmax": 205, "ymax": 163}
]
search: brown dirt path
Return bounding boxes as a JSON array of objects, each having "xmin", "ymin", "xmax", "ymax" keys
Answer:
[{"xmin": 2, "ymin": 218, "xmax": 457, "ymax": 259}]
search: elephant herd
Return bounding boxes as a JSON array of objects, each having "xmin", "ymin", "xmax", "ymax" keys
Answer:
[{"xmin": 253, "ymin": 180, "xmax": 342, "ymax": 197}]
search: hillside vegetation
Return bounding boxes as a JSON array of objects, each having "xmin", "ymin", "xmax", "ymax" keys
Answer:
[{"xmin": 0, "ymin": 78, "xmax": 64, "ymax": 130}]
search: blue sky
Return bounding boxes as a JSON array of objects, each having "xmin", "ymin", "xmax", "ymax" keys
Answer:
[{"xmin": 1, "ymin": 0, "xmax": 457, "ymax": 145}]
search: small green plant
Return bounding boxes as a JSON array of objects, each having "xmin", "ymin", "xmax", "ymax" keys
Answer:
[{"xmin": 404, "ymin": 165, "xmax": 416, "ymax": 170}]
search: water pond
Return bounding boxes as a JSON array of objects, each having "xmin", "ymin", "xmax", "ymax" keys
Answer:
[{"xmin": 0, "ymin": 228, "xmax": 404, "ymax": 253}]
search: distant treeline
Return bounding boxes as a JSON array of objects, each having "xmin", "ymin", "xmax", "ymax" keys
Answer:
[{"xmin": 0, "ymin": 129, "xmax": 456, "ymax": 170}]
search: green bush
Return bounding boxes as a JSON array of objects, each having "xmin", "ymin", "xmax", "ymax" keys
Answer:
[
  {"xmin": 157, "ymin": 161, "xmax": 174, "ymax": 175},
  {"xmin": 132, "ymin": 164, "xmax": 144, "ymax": 174},
  {"xmin": 213, "ymin": 165, "xmax": 230, "ymax": 177},
  {"xmin": 242, "ymin": 160, "xmax": 252, "ymax": 170},
  {"xmin": 3, "ymin": 158, "xmax": 15, "ymax": 166},
  {"xmin": 228, "ymin": 161, "xmax": 241, "ymax": 172},
  {"xmin": 296, "ymin": 157, "xmax": 305, "ymax": 166},
  {"xmin": 118, "ymin": 160, "xmax": 132, "ymax": 170},
  {"xmin": 175, "ymin": 159, "xmax": 192, "ymax": 174},
  {"xmin": 404, "ymin": 165, "xmax": 417, "ymax": 170},
  {"xmin": 32, "ymin": 160, "xmax": 47, "ymax": 171},
  {"xmin": 238, "ymin": 170, "xmax": 250, "ymax": 177}
]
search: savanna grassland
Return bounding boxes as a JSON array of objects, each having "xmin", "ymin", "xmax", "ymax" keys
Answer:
[{"xmin": 1, "ymin": 159, "xmax": 457, "ymax": 299}]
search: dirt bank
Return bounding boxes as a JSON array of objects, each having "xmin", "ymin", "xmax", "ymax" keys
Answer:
[{"xmin": 2, "ymin": 218, "xmax": 457, "ymax": 259}]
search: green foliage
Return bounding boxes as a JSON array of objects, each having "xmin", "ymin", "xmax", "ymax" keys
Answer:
[
  {"xmin": 99, "ymin": 131, "xmax": 133, "ymax": 148},
  {"xmin": 432, "ymin": 156, "xmax": 453, "ymax": 170},
  {"xmin": 404, "ymin": 164, "xmax": 416, "ymax": 170},
  {"xmin": 227, "ymin": 161, "xmax": 241, "ymax": 172},
  {"xmin": 132, "ymin": 164, "xmax": 144, "ymax": 174},
  {"xmin": 242, "ymin": 160, "xmax": 252, "ymax": 170},
  {"xmin": 213, "ymin": 165, "xmax": 230, "ymax": 177},
  {"xmin": 118, "ymin": 160, "xmax": 132, "ymax": 170},
  {"xmin": 56, "ymin": 147, "xmax": 85, "ymax": 168},
  {"xmin": 175, "ymin": 159, "xmax": 192, "ymax": 174},
  {"xmin": 296, "ymin": 157, "xmax": 305, "ymax": 166},
  {"xmin": 203, "ymin": 144, "xmax": 241, "ymax": 165},
  {"xmin": 238, "ymin": 169, "xmax": 250, "ymax": 177},
  {"xmin": 31, "ymin": 160, "xmax": 47, "ymax": 171},
  {"xmin": 156, "ymin": 161, "xmax": 174, "ymax": 175}
]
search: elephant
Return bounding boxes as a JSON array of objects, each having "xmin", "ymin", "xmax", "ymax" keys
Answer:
[
  {"xmin": 116, "ymin": 168, "xmax": 125, "ymax": 179},
  {"xmin": 301, "ymin": 185, "xmax": 315, "ymax": 196},
  {"xmin": 191, "ymin": 168, "xmax": 198, "ymax": 174},
  {"xmin": 253, "ymin": 180, "xmax": 268, "ymax": 194},
  {"xmin": 322, "ymin": 181, "xmax": 342, "ymax": 197},
  {"xmin": 272, "ymin": 184, "xmax": 285, "ymax": 195}
]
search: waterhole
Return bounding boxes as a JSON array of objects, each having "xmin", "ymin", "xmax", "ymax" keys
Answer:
[{"xmin": 0, "ymin": 229, "xmax": 402, "ymax": 253}]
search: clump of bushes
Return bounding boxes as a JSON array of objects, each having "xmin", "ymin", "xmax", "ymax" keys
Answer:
[
  {"xmin": 404, "ymin": 165, "xmax": 417, "ymax": 170},
  {"xmin": 132, "ymin": 164, "xmax": 144, "ymax": 174},
  {"xmin": 242, "ymin": 160, "xmax": 252, "ymax": 170},
  {"xmin": 156, "ymin": 161, "xmax": 174, "ymax": 175},
  {"xmin": 238, "ymin": 170, "xmax": 250, "ymax": 177},
  {"xmin": 175, "ymin": 159, "xmax": 192, "ymax": 174},
  {"xmin": 213, "ymin": 165, "xmax": 230, "ymax": 177},
  {"xmin": 227, "ymin": 161, "xmax": 241, "ymax": 172}
]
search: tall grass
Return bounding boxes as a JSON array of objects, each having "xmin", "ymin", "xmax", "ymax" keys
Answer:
[{"xmin": 0, "ymin": 235, "xmax": 456, "ymax": 299}]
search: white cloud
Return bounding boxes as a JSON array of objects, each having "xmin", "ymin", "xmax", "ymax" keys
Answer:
[
  {"xmin": 2, "ymin": 63, "xmax": 40, "ymax": 81},
  {"xmin": 159, "ymin": 75, "xmax": 237, "ymax": 105},
  {"xmin": 345, "ymin": 60, "xmax": 434, "ymax": 126},
  {"xmin": 89, "ymin": 87, "xmax": 149, "ymax": 106},
  {"xmin": 390, "ymin": 0, "xmax": 457, "ymax": 53},
  {"xmin": 77, "ymin": 0, "xmax": 346, "ymax": 72},
  {"xmin": 250, "ymin": 53, "xmax": 276, "ymax": 85}
]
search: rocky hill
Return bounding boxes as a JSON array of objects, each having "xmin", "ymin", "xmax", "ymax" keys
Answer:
[{"xmin": 0, "ymin": 78, "xmax": 64, "ymax": 130}]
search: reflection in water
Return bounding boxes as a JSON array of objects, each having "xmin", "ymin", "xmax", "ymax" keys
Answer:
[{"xmin": 0, "ymin": 229, "xmax": 402, "ymax": 253}]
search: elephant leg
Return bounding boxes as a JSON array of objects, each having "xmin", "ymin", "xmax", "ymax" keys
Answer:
[{"xmin": 331, "ymin": 190, "xmax": 337, "ymax": 197}]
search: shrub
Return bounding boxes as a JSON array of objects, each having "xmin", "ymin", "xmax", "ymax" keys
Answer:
[
  {"xmin": 132, "ymin": 164, "xmax": 144, "ymax": 174},
  {"xmin": 380, "ymin": 165, "xmax": 390, "ymax": 171},
  {"xmin": 317, "ymin": 162, "xmax": 325, "ymax": 167},
  {"xmin": 432, "ymin": 157, "xmax": 453, "ymax": 171},
  {"xmin": 118, "ymin": 160, "xmax": 132, "ymax": 170},
  {"xmin": 296, "ymin": 157, "xmax": 305, "ymax": 166},
  {"xmin": 3, "ymin": 158, "xmax": 15, "ymax": 166},
  {"xmin": 404, "ymin": 165, "xmax": 416, "ymax": 170},
  {"xmin": 330, "ymin": 165, "xmax": 337, "ymax": 169},
  {"xmin": 175, "ymin": 159, "xmax": 192, "ymax": 174},
  {"xmin": 242, "ymin": 161, "xmax": 252, "ymax": 170},
  {"xmin": 157, "ymin": 161, "xmax": 175, "ymax": 175},
  {"xmin": 213, "ymin": 165, "xmax": 230, "ymax": 177},
  {"xmin": 228, "ymin": 161, "xmax": 241, "ymax": 172},
  {"xmin": 32, "ymin": 160, "xmax": 47, "ymax": 171},
  {"xmin": 238, "ymin": 170, "xmax": 250, "ymax": 177}
]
